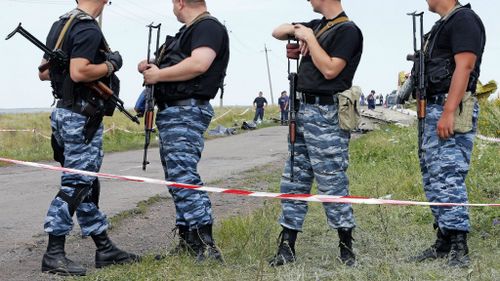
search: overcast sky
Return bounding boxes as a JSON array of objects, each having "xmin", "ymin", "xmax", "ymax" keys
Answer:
[{"xmin": 0, "ymin": 0, "xmax": 498, "ymax": 109}]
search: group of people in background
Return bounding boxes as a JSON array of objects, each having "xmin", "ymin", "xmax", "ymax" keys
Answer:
[{"xmin": 252, "ymin": 90, "xmax": 290, "ymax": 125}]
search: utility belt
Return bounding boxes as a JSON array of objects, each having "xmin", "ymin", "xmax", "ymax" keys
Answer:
[
  {"xmin": 299, "ymin": 92, "xmax": 339, "ymax": 106},
  {"xmin": 56, "ymin": 96, "xmax": 104, "ymax": 117},
  {"xmin": 426, "ymin": 94, "xmax": 447, "ymax": 106},
  {"xmin": 157, "ymin": 98, "xmax": 210, "ymax": 111}
]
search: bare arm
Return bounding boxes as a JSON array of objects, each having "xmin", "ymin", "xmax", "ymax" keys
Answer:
[
  {"xmin": 272, "ymin": 23, "xmax": 295, "ymax": 40},
  {"xmin": 143, "ymin": 47, "xmax": 216, "ymax": 84},
  {"xmin": 69, "ymin": 58, "xmax": 108, "ymax": 83},
  {"xmin": 437, "ymin": 52, "xmax": 477, "ymax": 139},
  {"xmin": 294, "ymin": 24, "xmax": 346, "ymax": 80}
]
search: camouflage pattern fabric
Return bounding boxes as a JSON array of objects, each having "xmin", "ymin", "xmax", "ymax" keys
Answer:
[
  {"xmin": 279, "ymin": 102, "xmax": 356, "ymax": 231},
  {"xmin": 44, "ymin": 108, "xmax": 108, "ymax": 236},
  {"xmin": 156, "ymin": 104, "xmax": 214, "ymax": 230},
  {"xmin": 419, "ymin": 101, "xmax": 479, "ymax": 233}
]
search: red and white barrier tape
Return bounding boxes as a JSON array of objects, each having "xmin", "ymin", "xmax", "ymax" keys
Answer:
[
  {"xmin": 0, "ymin": 129, "xmax": 36, "ymax": 132},
  {"xmin": 1, "ymin": 157, "xmax": 498, "ymax": 208},
  {"xmin": 477, "ymin": 134, "xmax": 500, "ymax": 143},
  {"xmin": 0, "ymin": 128, "xmax": 51, "ymax": 139}
]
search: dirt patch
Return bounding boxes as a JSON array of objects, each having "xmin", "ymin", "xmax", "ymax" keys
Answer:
[{"xmin": 0, "ymin": 162, "xmax": 284, "ymax": 281}]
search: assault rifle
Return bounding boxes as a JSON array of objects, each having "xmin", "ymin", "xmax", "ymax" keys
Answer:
[
  {"xmin": 286, "ymin": 38, "xmax": 300, "ymax": 182},
  {"xmin": 406, "ymin": 12, "xmax": 426, "ymax": 157},
  {"xmin": 142, "ymin": 23, "xmax": 161, "ymax": 171},
  {"xmin": 5, "ymin": 23, "xmax": 139, "ymax": 125}
]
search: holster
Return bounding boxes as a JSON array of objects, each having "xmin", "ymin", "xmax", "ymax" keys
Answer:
[{"xmin": 83, "ymin": 115, "xmax": 103, "ymax": 144}]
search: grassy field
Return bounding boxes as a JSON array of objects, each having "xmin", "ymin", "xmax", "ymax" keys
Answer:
[
  {"xmin": 69, "ymin": 121, "xmax": 499, "ymax": 280},
  {"xmin": 0, "ymin": 105, "xmax": 281, "ymax": 165}
]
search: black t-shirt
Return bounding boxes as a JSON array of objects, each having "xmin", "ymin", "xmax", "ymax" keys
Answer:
[
  {"xmin": 45, "ymin": 15, "xmax": 104, "ymax": 65},
  {"xmin": 157, "ymin": 16, "xmax": 229, "ymax": 100},
  {"xmin": 431, "ymin": 8, "xmax": 484, "ymax": 58},
  {"xmin": 44, "ymin": 11, "xmax": 108, "ymax": 103},
  {"xmin": 297, "ymin": 12, "xmax": 363, "ymax": 95},
  {"xmin": 426, "ymin": 5, "xmax": 485, "ymax": 93},
  {"xmin": 253, "ymin": 97, "xmax": 268, "ymax": 108}
]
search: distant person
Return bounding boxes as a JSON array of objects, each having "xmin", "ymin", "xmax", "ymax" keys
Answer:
[
  {"xmin": 367, "ymin": 90, "xmax": 376, "ymax": 110},
  {"xmin": 253, "ymin": 91, "xmax": 268, "ymax": 122},
  {"xmin": 278, "ymin": 90, "xmax": 289, "ymax": 125},
  {"xmin": 379, "ymin": 94, "xmax": 383, "ymax": 106},
  {"xmin": 360, "ymin": 92, "xmax": 366, "ymax": 106},
  {"xmin": 270, "ymin": 0, "xmax": 363, "ymax": 267}
]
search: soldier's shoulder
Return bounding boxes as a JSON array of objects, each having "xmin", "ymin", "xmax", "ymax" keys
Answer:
[{"xmin": 59, "ymin": 9, "xmax": 94, "ymax": 21}]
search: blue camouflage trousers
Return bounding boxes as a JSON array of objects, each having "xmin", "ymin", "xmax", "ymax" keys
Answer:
[
  {"xmin": 419, "ymin": 101, "xmax": 479, "ymax": 233},
  {"xmin": 279, "ymin": 102, "xmax": 355, "ymax": 231},
  {"xmin": 44, "ymin": 108, "xmax": 108, "ymax": 237},
  {"xmin": 156, "ymin": 104, "xmax": 214, "ymax": 230}
]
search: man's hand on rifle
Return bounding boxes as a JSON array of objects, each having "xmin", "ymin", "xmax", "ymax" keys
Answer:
[
  {"xmin": 105, "ymin": 51, "xmax": 123, "ymax": 72},
  {"xmin": 142, "ymin": 64, "xmax": 161, "ymax": 85}
]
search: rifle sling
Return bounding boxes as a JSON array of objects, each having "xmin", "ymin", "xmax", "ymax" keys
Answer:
[
  {"xmin": 55, "ymin": 14, "xmax": 76, "ymax": 49},
  {"xmin": 314, "ymin": 16, "xmax": 349, "ymax": 39}
]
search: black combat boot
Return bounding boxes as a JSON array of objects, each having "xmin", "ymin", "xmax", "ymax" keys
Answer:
[
  {"xmin": 338, "ymin": 228, "xmax": 356, "ymax": 267},
  {"xmin": 269, "ymin": 227, "xmax": 298, "ymax": 267},
  {"xmin": 409, "ymin": 228, "xmax": 451, "ymax": 262},
  {"xmin": 41, "ymin": 234, "xmax": 86, "ymax": 276},
  {"xmin": 447, "ymin": 231, "xmax": 470, "ymax": 268},
  {"xmin": 91, "ymin": 231, "xmax": 141, "ymax": 268},
  {"xmin": 190, "ymin": 224, "xmax": 224, "ymax": 263}
]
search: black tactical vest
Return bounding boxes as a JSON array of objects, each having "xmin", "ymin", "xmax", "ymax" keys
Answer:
[
  {"xmin": 154, "ymin": 16, "xmax": 229, "ymax": 103},
  {"xmin": 47, "ymin": 9, "xmax": 119, "ymax": 117},
  {"xmin": 424, "ymin": 4, "xmax": 485, "ymax": 95},
  {"xmin": 297, "ymin": 21, "xmax": 362, "ymax": 95}
]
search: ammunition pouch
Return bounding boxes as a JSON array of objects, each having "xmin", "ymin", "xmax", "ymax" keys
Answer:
[
  {"xmin": 454, "ymin": 91, "xmax": 475, "ymax": 133},
  {"xmin": 338, "ymin": 86, "xmax": 361, "ymax": 131}
]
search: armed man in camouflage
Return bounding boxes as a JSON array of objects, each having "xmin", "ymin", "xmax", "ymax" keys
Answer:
[
  {"xmin": 269, "ymin": 0, "xmax": 363, "ymax": 267},
  {"xmin": 138, "ymin": 0, "xmax": 229, "ymax": 262},
  {"xmin": 408, "ymin": 0, "xmax": 485, "ymax": 268},
  {"xmin": 38, "ymin": 0, "xmax": 139, "ymax": 276}
]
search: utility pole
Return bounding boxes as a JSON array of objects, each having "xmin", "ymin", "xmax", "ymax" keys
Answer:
[{"xmin": 263, "ymin": 44, "xmax": 275, "ymax": 105}]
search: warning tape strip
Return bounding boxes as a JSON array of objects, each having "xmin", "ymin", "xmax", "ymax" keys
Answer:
[
  {"xmin": 477, "ymin": 134, "xmax": 500, "ymax": 143},
  {"xmin": 0, "ymin": 128, "xmax": 51, "ymax": 139},
  {"xmin": 211, "ymin": 109, "xmax": 233, "ymax": 123},
  {"xmin": 0, "ymin": 157, "xmax": 498, "ymax": 208}
]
